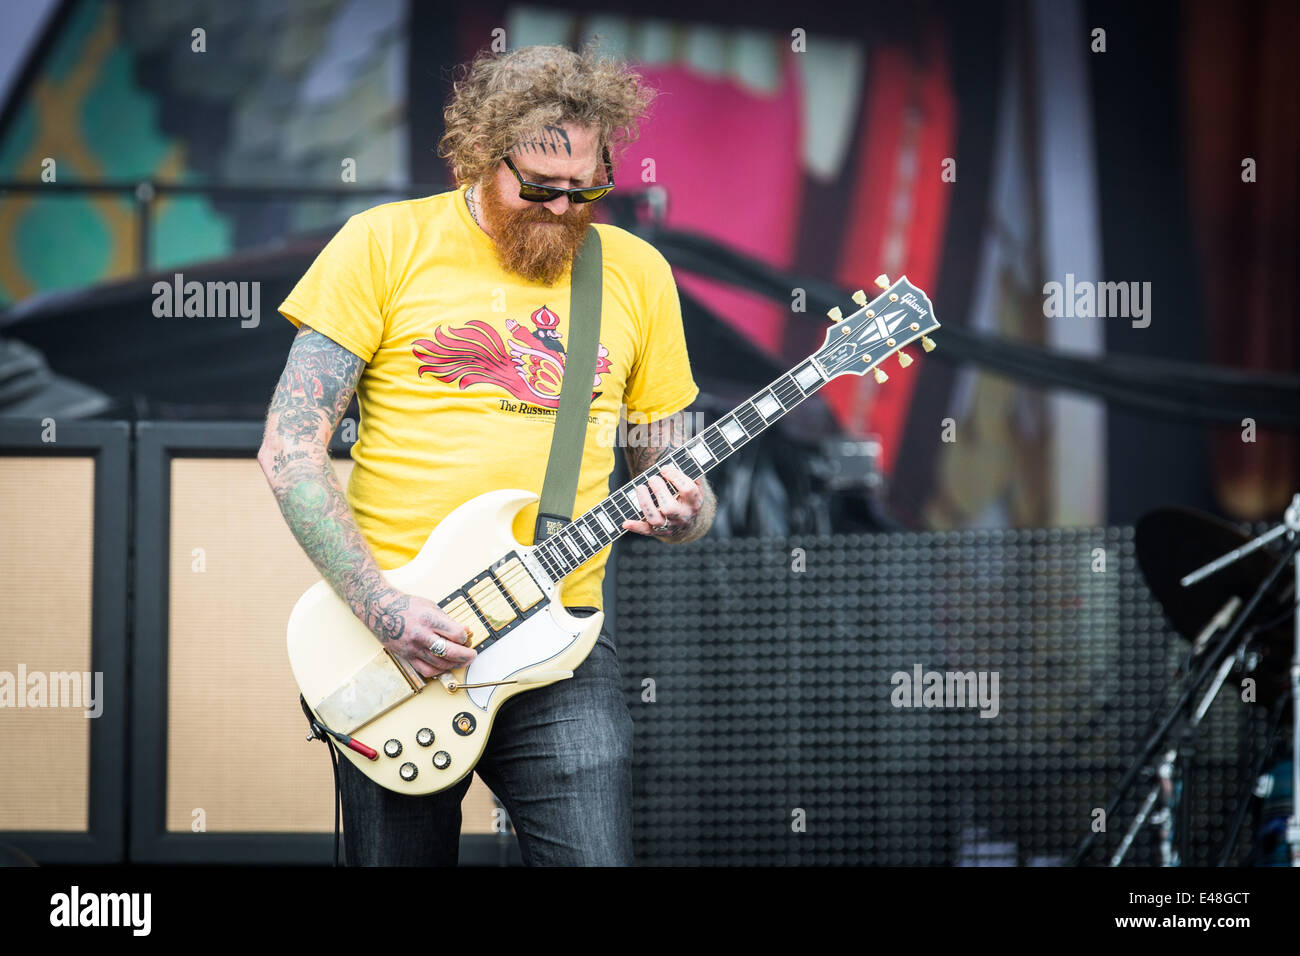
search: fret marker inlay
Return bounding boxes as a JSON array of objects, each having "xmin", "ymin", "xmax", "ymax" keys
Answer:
[{"xmin": 795, "ymin": 363, "xmax": 823, "ymax": 390}]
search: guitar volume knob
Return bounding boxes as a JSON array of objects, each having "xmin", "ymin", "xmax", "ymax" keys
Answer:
[
  {"xmin": 415, "ymin": 727, "xmax": 435, "ymax": 747},
  {"xmin": 432, "ymin": 751, "xmax": 451, "ymax": 770},
  {"xmin": 399, "ymin": 762, "xmax": 418, "ymax": 782},
  {"xmin": 383, "ymin": 739, "xmax": 403, "ymax": 758}
]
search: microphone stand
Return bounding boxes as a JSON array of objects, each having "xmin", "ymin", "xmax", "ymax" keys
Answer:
[
  {"xmin": 1216, "ymin": 690, "xmax": 1292, "ymax": 866},
  {"xmin": 1109, "ymin": 624, "xmax": 1242, "ymax": 865},
  {"xmin": 1285, "ymin": 495, "xmax": 1300, "ymax": 865},
  {"xmin": 1070, "ymin": 514, "xmax": 1300, "ymax": 866},
  {"xmin": 1189, "ymin": 493, "xmax": 1300, "ymax": 866}
]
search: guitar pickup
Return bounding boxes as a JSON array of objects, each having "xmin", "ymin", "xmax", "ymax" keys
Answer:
[
  {"xmin": 467, "ymin": 578, "xmax": 517, "ymax": 629},
  {"xmin": 440, "ymin": 595, "xmax": 491, "ymax": 648},
  {"xmin": 494, "ymin": 556, "xmax": 544, "ymax": 611}
]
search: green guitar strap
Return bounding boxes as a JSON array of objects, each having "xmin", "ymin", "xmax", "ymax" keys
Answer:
[{"xmin": 533, "ymin": 226, "xmax": 603, "ymax": 544}]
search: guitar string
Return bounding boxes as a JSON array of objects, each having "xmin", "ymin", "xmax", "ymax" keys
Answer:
[
  {"xmin": 440, "ymin": 446, "xmax": 745, "ymax": 636},
  {"xmin": 441, "ymin": 466, "xmax": 698, "ymax": 619},
  {"xmin": 431, "ymin": 335, "xmax": 852, "ymax": 623},
  {"xmin": 416, "ymin": 298, "xmax": 932, "ymax": 647},
  {"xmin": 437, "ymin": 432, "xmax": 748, "ymax": 635}
]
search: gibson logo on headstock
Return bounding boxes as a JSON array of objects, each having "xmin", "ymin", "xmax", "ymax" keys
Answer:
[{"xmin": 900, "ymin": 291, "xmax": 928, "ymax": 318}]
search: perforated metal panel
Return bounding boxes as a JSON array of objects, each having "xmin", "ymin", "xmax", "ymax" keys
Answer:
[{"xmin": 616, "ymin": 528, "xmax": 1260, "ymax": 865}]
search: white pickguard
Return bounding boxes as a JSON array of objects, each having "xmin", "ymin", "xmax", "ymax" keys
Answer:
[{"xmin": 465, "ymin": 604, "xmax": 581, "ymax": 710}]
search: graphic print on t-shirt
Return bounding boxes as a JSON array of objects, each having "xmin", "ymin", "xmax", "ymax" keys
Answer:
[{"xmin": 411, "ymin": 304, "xmax": 611, "ymax": 408}]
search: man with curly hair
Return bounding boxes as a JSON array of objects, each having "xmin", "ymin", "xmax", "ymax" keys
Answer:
[{"xmin": 258, "ymin": 43, "xmax": 715, "ymax": 866}]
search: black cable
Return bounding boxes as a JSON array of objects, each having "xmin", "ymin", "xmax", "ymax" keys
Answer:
[
  {"xmin": 645, "ymin": 227, "xmax": 1300, "ymax": 428},
  {"xmin": 328, "ymin": 738, "xmax": 342, "ymax": 868},
  {"xmin": 300, "ymin": 693, "xmax": 344, "ymax": 867}
]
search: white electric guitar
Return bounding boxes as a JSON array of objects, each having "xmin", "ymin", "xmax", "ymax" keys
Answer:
[{"xmin": 287, "ymin": 274, "xmax": 940, "ymax": 794}]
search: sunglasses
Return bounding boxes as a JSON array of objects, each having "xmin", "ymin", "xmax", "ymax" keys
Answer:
[{"xmin": 503, "ymin": 147, "xmax": 615, "ymax": 204}]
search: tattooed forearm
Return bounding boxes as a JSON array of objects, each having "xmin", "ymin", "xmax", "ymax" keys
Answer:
[
  {"xmin": 624, "ymin": 410, "xmax": 717, "ymax": 544},
  {"xmin": 512, "ymin": 124, "xmax": 571, "ymax": 156},
  {"xmin": 270, "ymin": 449, "xmax": 310, "ymax": 475},
  {"xmin": 259, "ymin": 325, "xmax": 403, "ymax": 641}
]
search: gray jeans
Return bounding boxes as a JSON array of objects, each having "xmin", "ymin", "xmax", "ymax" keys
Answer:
[{"xmin": 334, "ymin": 615, "xmax": 634, "ymax": 866}]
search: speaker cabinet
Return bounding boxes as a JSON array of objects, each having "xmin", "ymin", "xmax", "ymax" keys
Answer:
[
  {"xmin": 131, "ymin": 423, "xmax": 508, "ymax": 863},
  {"xmin": 0, "ymin": 422, "xmax": 129, "ymax": 863}
]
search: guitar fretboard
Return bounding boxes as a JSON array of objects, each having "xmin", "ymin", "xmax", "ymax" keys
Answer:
[{"xmin": 530, "ymin": 356, "xmax": 829, "ymax": 581}]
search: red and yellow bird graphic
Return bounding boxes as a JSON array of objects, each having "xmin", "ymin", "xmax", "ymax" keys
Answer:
[{"xmin": 411, "ymin": 305, "xmax": 611, "ymax": 407}]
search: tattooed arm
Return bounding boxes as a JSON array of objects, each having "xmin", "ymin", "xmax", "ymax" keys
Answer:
[
  {"xmin": 257, "ymin": 325, "xmax": 472, "ymax": 677},
  {"xmin": 620, "ymin": 410, "xmax": 717, "ymax": 544}
]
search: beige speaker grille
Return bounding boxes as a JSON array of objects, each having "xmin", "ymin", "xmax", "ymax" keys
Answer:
[{"xmin": 0, "ymin": 456, "xmax": 95, "ymax": 831}]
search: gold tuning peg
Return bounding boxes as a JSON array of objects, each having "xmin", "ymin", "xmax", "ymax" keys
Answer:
[
  {"xmin": 873, "ymin": 367, "xmax": 889, "ymax": 384},
  {"xmin": 827, "ymin": 306, "xmax": 843, "ymax": 322},
  {"xmin": 921, "ymin": 335, "xmax": 936, "ymax": 352},
  {"xmin": 851, "ymin": 289, "xmax": 867, "ymax": 306},
  {"xmin": 874, "ymin": 274, "xmax": 890, "ymax": 289},
  {"xmin": 897, "ymin": 350, "xmax": 913, "ymax": 368}
]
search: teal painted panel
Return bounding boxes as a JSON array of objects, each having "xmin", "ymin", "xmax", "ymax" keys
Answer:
[
  {"xmin": 153, "ymin": 195, "xmax": 232, "ymax": 269},
  {"xmin": 15, "ymin": 196, "xmax": 114, "ymax": 290},
  {"xmin": 81, "ymin": 46, "xmax": 171, "ymax": 179},
  {"xmin": 44, "ymin": 0, "xmax": 105, "ymax": 85},
  {"xmin": 0, "ymin": 103, "xmax": 38, "ymax": 176}
]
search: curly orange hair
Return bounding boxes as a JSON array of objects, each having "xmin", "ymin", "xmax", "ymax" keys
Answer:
[{"xmin": 438, "ymin": 41, "xmax": 657, "ymax": 186}]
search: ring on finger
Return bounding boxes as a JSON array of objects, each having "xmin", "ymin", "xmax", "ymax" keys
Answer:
[{"xmin": 429, "ymin": 637, "xmax": 447, "ymax": 658}]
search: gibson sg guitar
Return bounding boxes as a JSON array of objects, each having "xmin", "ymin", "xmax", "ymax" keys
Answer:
[{"xmin": 287, "ymin": 274, "xmax": 940, "ymax": 794}]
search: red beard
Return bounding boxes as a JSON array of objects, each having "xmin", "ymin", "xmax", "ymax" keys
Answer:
[{"xmin": 478, "ymin": 174, "xmax": 593, "ymax": 286}]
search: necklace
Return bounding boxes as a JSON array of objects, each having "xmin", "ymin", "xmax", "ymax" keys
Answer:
[{"xmin": 467, "ymin": 185, "xmax": 482, "ymax": 227}]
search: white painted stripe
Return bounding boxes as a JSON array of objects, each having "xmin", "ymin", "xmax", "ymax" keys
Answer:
[{"xmin": 794, "ymin": 37, "xmax": 865, "ymax": 181}]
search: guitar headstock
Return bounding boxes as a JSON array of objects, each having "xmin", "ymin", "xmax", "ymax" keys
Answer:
[{"xmin": 813, "ymin": 275, "xmax": 940, "ymax": 383}]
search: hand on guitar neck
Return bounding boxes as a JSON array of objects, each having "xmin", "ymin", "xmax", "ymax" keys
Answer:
[{"xmin": 366, "ymin": 588, "xmax": 475, "ymax": 680}]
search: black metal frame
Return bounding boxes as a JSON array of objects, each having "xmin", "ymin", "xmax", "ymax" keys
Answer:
[
  {"xmin": 0, "ymin": 419, "xmax": 129, "ymax": 863},
  {"xmin": 129, "ymin": 421, "xmax": 520, "ymax": 864}
]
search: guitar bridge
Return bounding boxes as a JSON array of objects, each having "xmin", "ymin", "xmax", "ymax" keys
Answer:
[{"xmin": 313, "ymin": 647, "xmax": 420, "ymax": 735}]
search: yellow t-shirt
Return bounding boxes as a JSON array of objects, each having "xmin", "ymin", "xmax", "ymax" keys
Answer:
[{"xmin": 278, "ymin": 185, "xmax": 699, "ymax": 609}]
